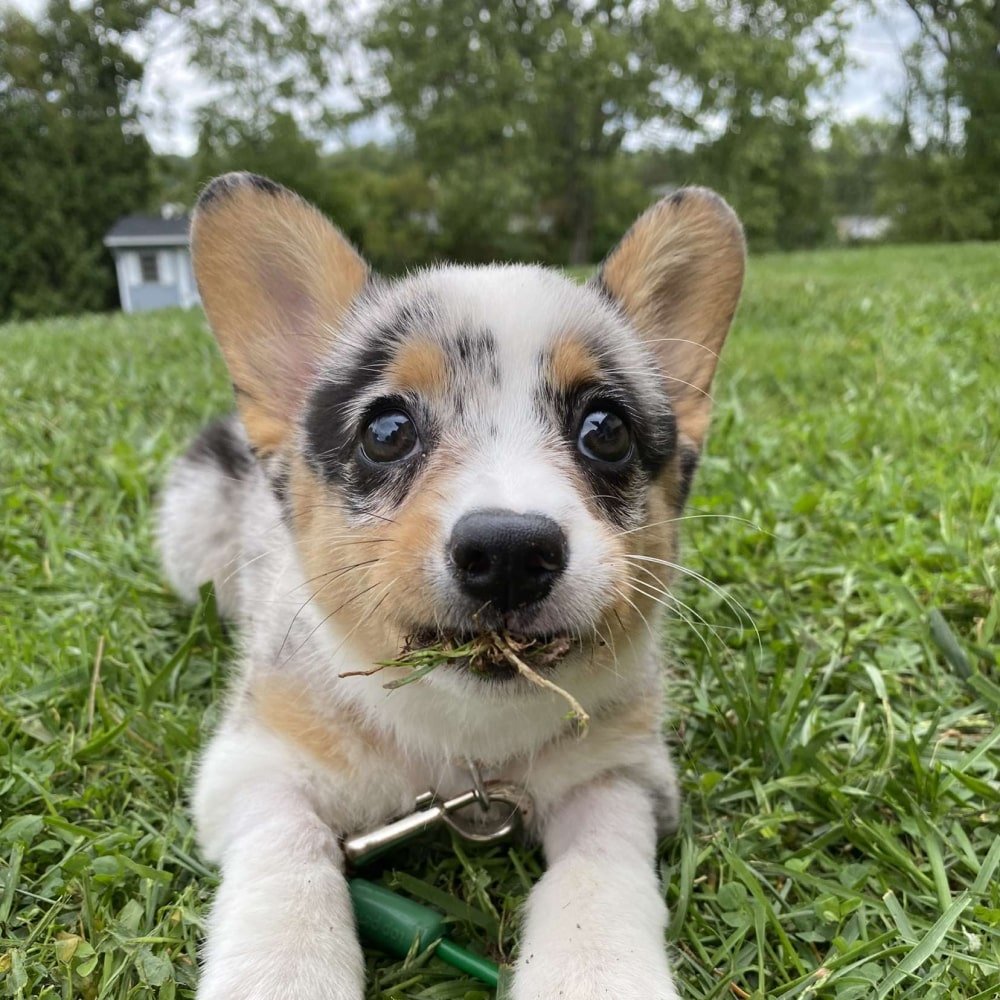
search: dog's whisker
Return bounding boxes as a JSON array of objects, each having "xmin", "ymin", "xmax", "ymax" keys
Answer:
[
  {"xmin": 327, "ymin": 578, "xmax": 399, "ymax": 666},
  {"xmin": 611, "ymin": 513, "xmax": 770, "ymax": 538},
  {"xmin": 635, "ymin": 336, "xmax": 722, "ymax": 359},
  {"xmin": 622, "ymin": 553, "xmax": 762, "ymax": 656},
  {"xmin": 625, "ymin": 566, "xmax": 742, "ymax": 635},
  {"xmin": 610, "ymin": 585, "xmax": 657, "ymax": 647},
  {"xmin": 624, "ymin": 577, "xmax": 715, "ymax": 658},
  {"xmin": 287, "ymin": 558, "xmax": 383, "ymax": 596},
  {"xmin": 623, "ymin": 553, "xmax": 755, "ymax": 626},
  {"xmin": 606, "ymin": 370, "xmax": 715, "ymax": 399},
  {"xmin": 621, "ymin": 570, "xmax": 726, "ymax": 654},
  {"xmin": 277, "ymin": 559, "xmax": 382, "ymax": 658},
  {"xmin": 219, "ymin": 546, "xmax": 283, "ymax": 587},
  {"xmin": 280, "ymin": 581, "xmax": 383, "ymax": 667}
]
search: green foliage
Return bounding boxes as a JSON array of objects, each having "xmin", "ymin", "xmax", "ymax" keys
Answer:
[
  {"xmin": 655, "ymin": 0, "xmax": 847, "ymax": 251},
  {"xmin": 364, "ymin": 0, "xmax": 673, "ymax": 263},
  {"xmin": 363, "ymin": 0, "xmax": 847, "ymax": 260},
  {"xmin": 824, "ymin": 118, "xmax": 896, "ymax": 219},
  {"xmin": 691, "ymin": 117, "xmax": 835, "ymax": 251},
  {"xmin": 329, "ymin": 145, "xmax": 439, "ymax": 273},
  {"xmin": 0, "ymin": 0, "xmax": 153, "ymax": 321},
  {"xmin": 2, "ymin": 245, "xmax": 999, "ymax": 997},
  {"xmin": 882, "ymin": 1, "xmax": 1000, "ymax": 241},
  {"xmin": 162, "ymin": 0, "xmax": 343, "ymax": 134},
  {"xmin": 884, "ymin": 141, "xmax": 998, "ymax": 243}
]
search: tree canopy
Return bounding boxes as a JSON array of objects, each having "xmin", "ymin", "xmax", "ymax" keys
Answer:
[
  {"xmin": 0, "ymin": 0, "xmax": 153, "ymax": 319},
  {"xmin": 363, "ymin": 0, "xmax": 848, "ymax": 259},
  {"xmin": 0, "ymin": 0, "xmax": 996, "ymax": 321}
]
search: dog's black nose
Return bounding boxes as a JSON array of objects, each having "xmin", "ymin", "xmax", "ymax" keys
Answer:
[{"xmin": 449, "ymin": 509, "xmax": 567, "ymax": 612}]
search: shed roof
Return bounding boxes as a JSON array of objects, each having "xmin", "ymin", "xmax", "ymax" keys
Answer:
[{"xmin": 104, "ymin": 215, "xmax": 191, "ymax": 247}]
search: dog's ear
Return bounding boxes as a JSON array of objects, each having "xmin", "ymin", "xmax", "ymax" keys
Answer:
[
  {"xmin": 191, "ymin": 172, "xmax": 369, "ymax": 455},
  {"xmin": 596, "ymin": 188, "xmax": 745, "ymax": 449}
]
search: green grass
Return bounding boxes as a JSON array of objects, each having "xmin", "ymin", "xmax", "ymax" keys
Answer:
[{"xmin": 2, "ymin": 242, "xmax": 999, "ymax": 999}]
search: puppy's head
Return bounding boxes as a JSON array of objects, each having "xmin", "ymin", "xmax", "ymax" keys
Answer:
[{"xmin": 192, "ymin": 173, "xmax": 744, "ymax": 687}]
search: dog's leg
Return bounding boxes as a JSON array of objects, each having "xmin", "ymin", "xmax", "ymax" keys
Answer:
[
  {"xmin": 513, "ymin": 777, "xmax": 680, "ymax": 1000},
  {"xmin": 193, "ymin": 724, "xmax": 365, "ymax": 1000}
]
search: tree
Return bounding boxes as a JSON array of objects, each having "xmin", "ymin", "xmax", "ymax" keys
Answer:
[
  {"xmin": 151, "ymin": 0, "xmax": 348, "ymax": 142},
  {"xmin": 363, "ymin": 0, "xmax": 848, "ymax": 262},
  {"xmin": 885, "ymin": 1, "xmax": 1000, "ymax": 240},
  {"xmin": 652, "ymin": 0, "xmax": 848, "ymax": 250},
  {"xmin": 0, "ymin": 0, "xmax": 153, "ymax": 319},
  {"xmin": 363, "ymin": 1, "xmax": 677, "ymax": 263},
  {"xmin": 328, "ymin": 144, "xmax": 438, "ymax": 272},
  {"xmin": 823, "ymin": 118, "xmax": 895, "ymax": 219}
]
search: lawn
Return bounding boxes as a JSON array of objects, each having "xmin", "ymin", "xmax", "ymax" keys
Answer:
[{"xmin": 2, "ymin": 242, "xmax": 999, "ymax": 1000}]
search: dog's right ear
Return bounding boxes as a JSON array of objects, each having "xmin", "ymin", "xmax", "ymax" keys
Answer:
[
  {"xmin": 595, "ymin": 188, "xmax": 745, "ymax": 451},
  {"xmin": 191, "ymin": 172, "xmax": 369, "ymax": 455}
]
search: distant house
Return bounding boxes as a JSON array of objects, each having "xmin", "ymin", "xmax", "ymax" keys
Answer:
[
  {"xmin": 103, "ymin": 214, "xmax": 199, "ymax": 313},
  {"xmin": 836, "ymin": 215, "xmax": 891, "ymax": 243}
]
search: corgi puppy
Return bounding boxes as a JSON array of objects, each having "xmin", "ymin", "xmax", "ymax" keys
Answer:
[{"xmin": 158, "ymin": 172, "xmax": 745, "ymax": 1000}]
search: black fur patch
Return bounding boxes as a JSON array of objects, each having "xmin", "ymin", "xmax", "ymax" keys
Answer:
[
  {"xmin": 578, "ymin": 343, "xmax": 677, "ymax": 477},
  {"xmin": 589, "ymin": 270, "xmax": 618, "ymax": 308},
  {"xmin": 307, "ymin": 387, "xmax": 433, "ymax": 517},
  {"xmin": 185, "ymin": 416, "xmax": 255, "ymax": 481},
  {"xmin": 197, "ymin": 172, "xmax": 284, "ymax": 211},
  {"xmin": 305, "ymin": 304, "xmax": 423, "ymax": 484},
  {"xmin": 196, "ymin": 176, "xmax": 234, "ymax": 209},
  {"xmin": 305, "ymin": 343, "xmax": 393, "ymax": 483},
  {"xmin": 304, "ymin": 306, "xmax": 441, "ymax": 516},
  {"xmin": 676, "ymin": 446, "xmax": 699, "ymax": 508},
  {"xmin": 452, "ymin": 329, "xmax": 500, "ymax": 383},
  {"xmin": 270, "ymin": 464, "xmax": 291, "ymax": 520},
  {"xmin": 246, "ymin": 173, "xmax": 282, "ymax": 196}
]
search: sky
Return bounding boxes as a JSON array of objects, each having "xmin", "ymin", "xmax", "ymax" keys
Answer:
[{"xmin": 6, "ymin": 0, "xmax": 920, "ymax": 156}]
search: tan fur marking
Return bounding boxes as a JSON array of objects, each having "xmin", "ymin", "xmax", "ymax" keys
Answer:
[
  {"xmin": 386, "ymin": 339, "xmax": 449, "ymax": 398},
  {"xmin": 601, "ymin": 188, "xmax": 745, "ymax": 449},
  {"xmin": 287, "ymin": 450, "xmax": 453, "ymax": 664},
  {"xmin": 368, "ymin": 453, "xmax": 452, "ymax": 635},
  {"xmin": 240, "ymin": 408, "xmax": 289, "ymax": 457},
  {"xmin": 287, "ymin": 456, "xmax": 389, "ymax": 657},
  {"xmin": 252, "ymin": 675, "xmax": 380, "ymax": 772},
  {"xmin": 605, "ymin": 694, "xmax": 661, "ymax": 738},
  {"xmin": 548, "ymin": 336, "xmax": 601, "ymax": 391}
]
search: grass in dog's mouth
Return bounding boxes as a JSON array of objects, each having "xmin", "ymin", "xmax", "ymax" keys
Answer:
[{"xmin": 340, "ymin": 630, "xmax": 589, "ymax": 737}]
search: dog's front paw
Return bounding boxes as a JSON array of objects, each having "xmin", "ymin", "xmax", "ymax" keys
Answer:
[
  {"xmin": 198, "ymin": 830, "xmax": 365, "ymax": 1000},
  {"xmin": 197, "ymin": 933, "xmax": 365, "ymax": 1000},
  {"xmin": 198, "ymin": 960, "xmax": 363, "ymax": 1000},
  {"xmin": 513, "ymin": 949, "xmax": 680, "ymax": 1000},
  {"xmin": 513, "ymin": 849, "xmax": 680, "ymax": 1000}
]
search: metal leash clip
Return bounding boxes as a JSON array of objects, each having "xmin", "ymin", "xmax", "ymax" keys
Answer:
[{"xmin": 343, "ymin": 763, "xmax": 533, "ymax": 868}]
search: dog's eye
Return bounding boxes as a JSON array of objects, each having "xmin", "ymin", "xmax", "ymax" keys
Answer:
[
  {"xmin": 577, "ymin": 410, "xmax": 632, "ymax": 465},
  {"xmin": 360, "ymin": 410, "xmax": 419, "ymax": 463}
]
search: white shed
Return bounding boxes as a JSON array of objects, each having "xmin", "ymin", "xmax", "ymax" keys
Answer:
[{"xmin": 103, "ymin": 214, "xmax": 199, "ymax": 313}]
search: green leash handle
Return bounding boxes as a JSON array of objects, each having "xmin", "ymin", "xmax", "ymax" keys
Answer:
[{"xmin": 349, "ymin": 878, "xmax": 501, "ymax": 988}]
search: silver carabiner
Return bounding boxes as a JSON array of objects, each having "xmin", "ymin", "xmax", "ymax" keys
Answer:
[{"xmin": 342, "ymin": 780, "xmax": 533, "ymax": 867}]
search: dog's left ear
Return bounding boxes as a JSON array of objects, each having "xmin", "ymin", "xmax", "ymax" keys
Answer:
[{"xmin": 596, "ymin": 188, "xmax": 745, "ymax": 448}]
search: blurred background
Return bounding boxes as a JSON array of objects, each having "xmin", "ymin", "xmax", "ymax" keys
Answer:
[{"xmin": 1, "ymin": 0, "xmax": 997, "ymax": 321}]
